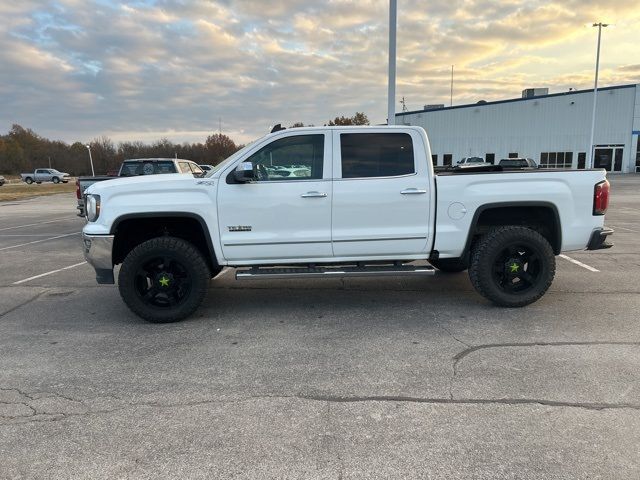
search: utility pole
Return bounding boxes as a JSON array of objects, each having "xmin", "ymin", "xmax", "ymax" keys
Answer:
[
  {"xmin": 587, "ymin": 23, "xmax": 608, "ymax": 169},
  {"xmin": 450, "ymin": 65, "xmax": 454, "ymax": 107},
  {"xmin": 387, "ymin": 0, "xmax": 397, "ymax": 125},
  {"xmin": 48, "ymin": 156, "xmax": 51, "ymax": 169},
  {"xmin": 400, "ymin": 96, "xmax": 408, "ymax": 112},
  {"xmin": 219, "ymin": 117, "xmax": 222, "ymax": 135},
  {"xmin": 85, "ymin": 145, "xmax": 95, "ymax": 176}
]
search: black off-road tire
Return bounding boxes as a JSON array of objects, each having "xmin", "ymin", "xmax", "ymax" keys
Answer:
[
  {"xmin": 118, "ymin": 236, "xmax": 210, "ymax": 323},
  {"xmin": 25, "ymin": 177, "xmax": 33, "ymax": 184},
  {"xmin": 469, "ymin": 226, "xmax": 555, "ymax": 307},
  {"xmin": 52, "ymin": 177, "xmax": 60, "ymax": 184},
  {"xmin": 430, "ymin": 258, "xmax": 468, "ymax": 273}
]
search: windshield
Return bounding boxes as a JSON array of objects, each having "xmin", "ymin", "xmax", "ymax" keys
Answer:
[{"xmin": 205, "ymin": 140, "xmax": 258, "ymax": 177}]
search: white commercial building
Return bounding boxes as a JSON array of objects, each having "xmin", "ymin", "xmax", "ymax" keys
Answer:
[{"xmin": 396, "ymin": 83, "xmax": 640, "ymax": 173}]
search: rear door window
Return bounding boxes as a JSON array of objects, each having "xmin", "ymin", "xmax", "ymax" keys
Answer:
[{"xmin": 340, "ymin": 133, "xmax": 414, "ymax": 178}]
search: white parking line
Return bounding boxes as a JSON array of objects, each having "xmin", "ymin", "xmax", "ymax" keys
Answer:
[
  {"xmin": 12, "ymin": 261, "xmax": 88, "ymax": 285},
  {"xmin": 608, "ymin": 225, "xmax": 638, "ymax": 233},
  {"xmin": 0, "ymin": 218, "xmax": 71, "ymax": 232},
  {"xmin": 0, "ymin": 232, "xmax": 80, "ymax": 251},
  {"xmin": 559, "ymin": 254, "xmax": 599, "ymax": 273},
  {"xmin": 0, "ymin": 233, "xmax": 76, "ymax": 237}
]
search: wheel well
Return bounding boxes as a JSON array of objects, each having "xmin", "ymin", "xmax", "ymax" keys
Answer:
[
  {"xmin": 465, "ymin": 205, "xmax": 561, "ymax": 258},
  {"xmin": 112, "ymin": 216, "xmax": 217, "ymax": 270}
]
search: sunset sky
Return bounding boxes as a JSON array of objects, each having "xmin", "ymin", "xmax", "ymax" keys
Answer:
[{"xmin": 1, "ymin": 0, "xmax": 639, "ymax": 145}]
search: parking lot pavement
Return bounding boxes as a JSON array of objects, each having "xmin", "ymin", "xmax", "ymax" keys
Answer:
[{"xmin": 1, "ymin": 179, "xmax": 639, "ymax": 479}]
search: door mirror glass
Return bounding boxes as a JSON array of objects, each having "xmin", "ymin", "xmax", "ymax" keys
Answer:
[{"xmin": 234, "ymin": 162, "xmax": 256, "ymax": 183}]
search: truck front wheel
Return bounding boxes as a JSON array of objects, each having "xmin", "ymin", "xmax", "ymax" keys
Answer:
[
  {"xmin": 118, "ymin": 236, "xmax": 210, "ymax": 323},
  {"xmin": 469, "ymin": 226, "xmax": 555, "ymax": 307},
  {"xmin": 25, "ymin": 177, "xmax": 33, "ymax": 184}
]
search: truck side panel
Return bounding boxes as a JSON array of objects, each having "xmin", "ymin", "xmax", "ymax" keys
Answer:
[{"xmin": 433, "ymin": 170, "xmax": 607, "ymax": 258}]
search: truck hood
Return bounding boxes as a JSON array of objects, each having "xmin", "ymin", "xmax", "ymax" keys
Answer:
[{"xmin": 86, "ymin": 173, "xmax": 201, "ymax": 195}]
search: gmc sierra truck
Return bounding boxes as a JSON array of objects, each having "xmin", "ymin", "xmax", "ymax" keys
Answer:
[{"xmin": 82, "ymin": 126, "xmax": 612, "ymax": 323}]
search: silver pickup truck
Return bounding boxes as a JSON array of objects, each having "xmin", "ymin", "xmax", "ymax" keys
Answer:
[{"xmin": 21, "ymin": 169, "xmax": 70, "ymax": 184}]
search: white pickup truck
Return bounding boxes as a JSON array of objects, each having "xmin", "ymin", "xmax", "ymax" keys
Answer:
[{"xmin": 82, "ymin": 126, "xmax": 612, "ymax": 323}]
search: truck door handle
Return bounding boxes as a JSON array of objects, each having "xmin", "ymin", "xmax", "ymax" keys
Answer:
[
  {"xmin": 301, "ymin": 191, "xmax": 327, "ymax": 198},
  {"xmin": 401, "ymin": 188, "xmax": 427, "ymax": 195}
]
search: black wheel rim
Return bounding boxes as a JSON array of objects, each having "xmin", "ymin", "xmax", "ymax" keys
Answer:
[
  {"xmin": 491, "ymin": 243, "xmax": 543, "ymax": 294},
  {"xmin": 134, "ymin": 255, "xmax": 192, "ymax": 308}
]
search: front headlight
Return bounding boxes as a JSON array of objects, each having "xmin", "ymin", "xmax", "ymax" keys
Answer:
[{"xmin": 85, "ymin": 194, "xmax": 101, "ymax": 222}]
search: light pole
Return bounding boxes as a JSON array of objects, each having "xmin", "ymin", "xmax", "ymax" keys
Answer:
[
  {"xmin": 387, "ymin": 0, "xmax": 397, "ymax": 125},
  {"xmin": 587, "ymin": 22, "xmax": 608, "ymax": 169},
  {"xmin": 85, "ymin": 145, "xmax": 95, "ymax": 176}
]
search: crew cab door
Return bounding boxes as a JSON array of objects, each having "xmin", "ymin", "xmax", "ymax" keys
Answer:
[
  {"xmin": 217, "ymin": 132, "xmax": 333, "ymax": 262},
  {"xmin": 331, "ymin": 129, "xmax": 431, "ymax": 257},
  {"xmin": 35, "ymin": 169, "xmax": 48, "ymax": 181}
]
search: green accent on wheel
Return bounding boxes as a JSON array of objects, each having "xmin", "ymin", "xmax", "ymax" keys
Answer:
[
  {"xmin": 509, "ymin": 263, "xmax": 520, "ymax": 273},
  {"xmin": 159, "ymin": 276, "xmax": 170, "ymax": 287}
]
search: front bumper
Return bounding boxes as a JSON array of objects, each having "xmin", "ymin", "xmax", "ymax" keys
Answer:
[
  {"xmin": 586, "ymin": 227, "xmax": 614, "ymax": 250},
  {"xmin": 82, "ymin": 233, "xmax": 115, "ymax": 284}
]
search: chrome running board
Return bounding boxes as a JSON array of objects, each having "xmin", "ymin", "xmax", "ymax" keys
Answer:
[{"xmin": 235, "ymin": 264, "xmax": 435, "ymax": 280}]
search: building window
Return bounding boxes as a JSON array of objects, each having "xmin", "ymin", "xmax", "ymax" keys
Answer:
[
  {"xmin": 432, "ymin": 154, "xmax": 438, "ymax": 165},
  {"xmin": 565, "ymin": 152, "xmax": 573, "ymax": 168},
  {"xmin": 443, "ymin": 154, "xmax": 453, "ymax": 166},
  {"xmin": 485, "ymin": 153, "xmax": 495, "ymax": 164},
  {"xmin": 540, "ymin": 152, "xmax": 574, "ymax": 169},
  {"xmin": 578, "ymin": 152, "xmax": 586, "ymax": 169},
  {"xmin": 508, "ymin": 152, "xmax": 518, "ymax": 158}
]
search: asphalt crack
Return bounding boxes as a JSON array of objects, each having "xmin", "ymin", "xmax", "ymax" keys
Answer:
[
  {"xmin": 295, "ymin": 394, "xmax": 640, "ymax": 411},
  {"xmin": 0, "ymin": 290, "xmax": 48, "ymax": 319},
  {"xmin": 453, "ymin": 340, "xmax": 640, "ymax": 373}
]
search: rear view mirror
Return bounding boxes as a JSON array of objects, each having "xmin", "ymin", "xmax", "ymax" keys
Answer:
[{"xmin": 234, "ymin": 162, "xmax": 256, "ymax": 183}]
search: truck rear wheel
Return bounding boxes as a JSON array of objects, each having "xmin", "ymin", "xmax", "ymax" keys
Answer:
[
  {"xmin": 118, "ymin": 236, "xmax": 210, "ymax": 323},
  {"xmin": 430, "ymin": 258, "xmax": 467, "ymax": 273},
  {"xmin": 469, "ymin": 226, "xmax": 555, "ymax": 307}
]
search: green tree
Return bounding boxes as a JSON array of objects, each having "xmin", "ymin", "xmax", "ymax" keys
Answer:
[
  {"xmin": 204, "ymin": 133, "xmax": 240, "ymax": 164},
  {"xmin": 326, "ymin": 112, "xmax": 370, "ymax": 126}
]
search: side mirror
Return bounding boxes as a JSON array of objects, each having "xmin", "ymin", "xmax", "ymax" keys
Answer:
[{"xmin": 234, "ymin": 162, "xmax": 256, "ymax": 183}]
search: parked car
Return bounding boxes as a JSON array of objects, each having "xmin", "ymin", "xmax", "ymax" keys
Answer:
[
  {"xmin": 457, "ymin": 156, "xmax": 488, "ymax": 166},
  {"xmin": 76, "ymin": 158, "xmax": 204, "ymax": 216},
  {"xmin": 81, "ymin": 125, "xmax": 612, "ymax": 323},
  {"xmin": 499, "ymin": 158, "xmax": 539, "ymax": 169},
  {"xmin": 0, "ymin": 175, "xmax": 5, "ymax": 186},
  {"xmin": 20, "ymin": 169, "xmax": 70, "ymax": 184}
]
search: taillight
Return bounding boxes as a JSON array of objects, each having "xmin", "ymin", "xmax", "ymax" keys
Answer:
[
  {"xmin": 75, "ymin": 179, "xmax": 81, "ymax": 199},
  {"xmin": 593, "ymin": 179, "xmax": 610, "ymax": 215}
]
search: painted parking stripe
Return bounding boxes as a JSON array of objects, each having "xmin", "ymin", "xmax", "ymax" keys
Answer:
[
  {"xmin": 0, "ymin": 218, "xmax": 71, "ymax": 232},
  {"xmin": 559, "ymin": 254, "xmax": 599, "ymax": 273},
  {"xmin": 0, "ymin": 233, "xmax": 77, "ymax": 237},
  {"xmin": 608, "ymin": 225, "xmax": 638, "ymax": 233},
  {"xmin": 0, "ymin": 232, "xmax": 80, "ymax": 251},
  {"xmin": 12, "ymin": 261, "xmax": 88, "ymax": 285}
]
